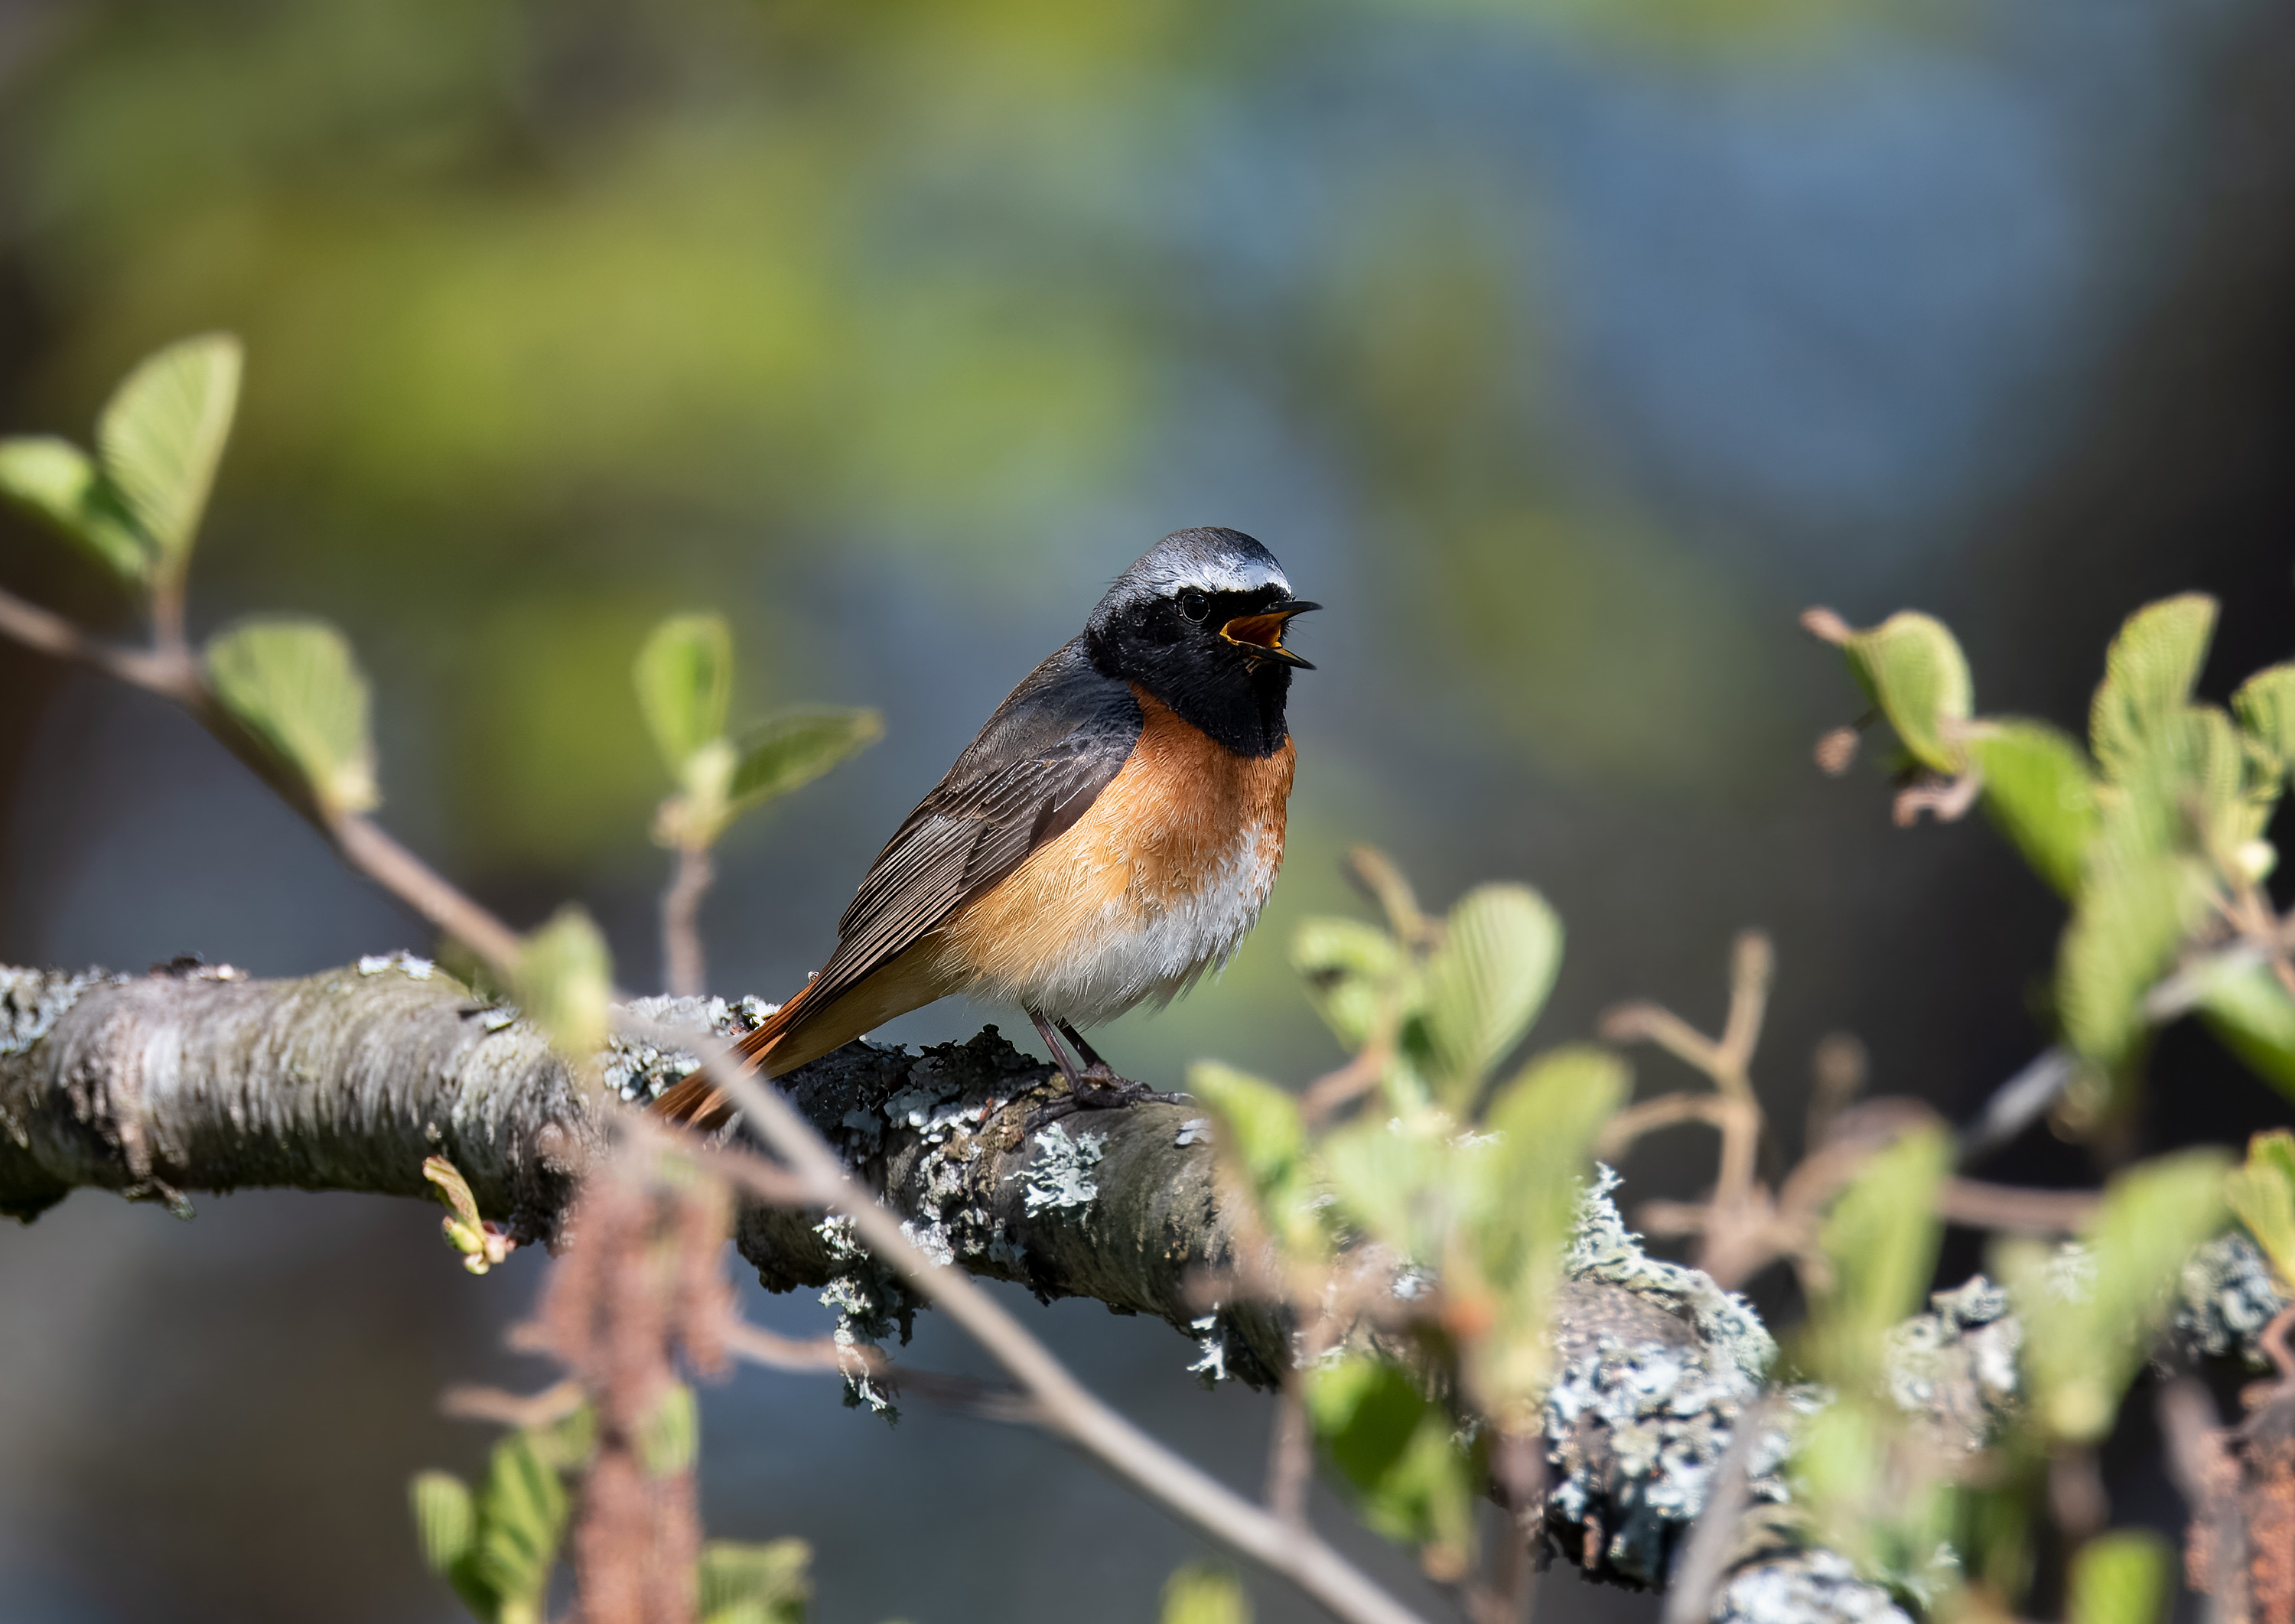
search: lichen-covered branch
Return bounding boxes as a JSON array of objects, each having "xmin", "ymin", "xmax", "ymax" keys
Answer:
[{"xmin": 25, "ymin": 956, "xmax": 2272, "ymax": 1624}]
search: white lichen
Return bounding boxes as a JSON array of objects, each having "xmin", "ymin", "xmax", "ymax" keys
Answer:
[
  {"xmin": 1884, "ymin": 1276, "xmax": 2020, "ymax": 1453},
  {"xmin": 1567, "ymin": 1165, "xmax": 1777, "ymax": 1378},
  {"xmin": 1174, "ymin": 1117, "xmax": 1213, "ymax": 1147},
  {"xmin": 0, "ymin": 967, "xmax": 122, "ymax": 1058},
  {"xmin": 1714, "ymin": 1548, "xmax": 1914, "ymax": 1624},
  {"xmin": 601, "ymin": 994, "xmax": 776, "ymax": 1104},
  {"xmin": 1187, "ymin": 1311, "xmax": 1231, "ymax": 1386},
  {"xmin": 1014, "ymin": 1123, "xmax": 1105, "ymax": 1214},
  {"xmin": 356, "ymin": 951, "xmax": 435, "ymax": 979},
  {"xmin": 2173, "ymin": 1232, "xmax": 2291, "ymax": 1366}
]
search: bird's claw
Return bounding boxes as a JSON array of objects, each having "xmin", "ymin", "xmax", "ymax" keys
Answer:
[{"xmin": 1024, "ymin": 1077, "xmax": 1187, "ymax": 1134}]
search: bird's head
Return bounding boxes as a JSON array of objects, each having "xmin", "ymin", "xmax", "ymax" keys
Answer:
[{"xmin": 1085, "ymin": 527, "xmax": 1317, "ymax": 757}]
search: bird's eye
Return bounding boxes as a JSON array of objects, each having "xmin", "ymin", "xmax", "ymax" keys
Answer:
[{"xmin": 1179, "ymin": 589, "xmax": 1209, "ymax": 623}]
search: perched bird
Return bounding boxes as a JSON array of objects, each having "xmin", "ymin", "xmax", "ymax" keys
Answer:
[{"xmin": 653, "ymin": 527, "xmax": 1315, "ymax": 1128}]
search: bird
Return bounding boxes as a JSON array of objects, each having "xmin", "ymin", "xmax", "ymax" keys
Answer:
[{"xmin": 652, "ymin": 527, "xmax": 1316, "ymax": 1130}]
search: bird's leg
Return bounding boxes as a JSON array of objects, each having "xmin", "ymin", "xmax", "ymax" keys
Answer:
[
  {"xmin": 1056, "ymin": 1020, "xmax": 1120, "ymax": 1083},
  {"xmin": 1029, "ymin": 1015, "xmax": 1184, "ymax": 1118}
]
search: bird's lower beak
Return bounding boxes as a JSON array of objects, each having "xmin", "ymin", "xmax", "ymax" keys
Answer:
[{"xmin": 1220, "ymin": 600, "xmax": 1320, "ymax": 669}]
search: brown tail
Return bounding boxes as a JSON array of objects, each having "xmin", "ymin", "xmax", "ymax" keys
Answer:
[{"xmin": 649, "ymin": 978, "xmax": 817, "ymax": 1130}]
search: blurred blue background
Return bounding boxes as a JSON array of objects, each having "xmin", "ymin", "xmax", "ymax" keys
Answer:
[{"xmin": 5, "ymin": 0, "xmax": 2294, "ymax": 1618}]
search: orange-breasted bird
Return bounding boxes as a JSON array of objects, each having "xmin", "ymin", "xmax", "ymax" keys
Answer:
[{"xmin": 652, "ymin": 528, "xmax": 1316, "ymax": 1128}]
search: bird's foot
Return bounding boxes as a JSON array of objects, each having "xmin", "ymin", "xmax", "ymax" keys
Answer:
[{"xmin": 1024, "ymin": 1076, "xmax": 1187, "ymax": 1134}]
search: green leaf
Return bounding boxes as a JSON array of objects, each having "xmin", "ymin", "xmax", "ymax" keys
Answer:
[
  {"xmin": 1998, "ymin": 1148, "xmax": 2229, "ymax": 1443},
  {"xmin": 409, "ymin": 1470, "xmax": 477, "ymax": 1577},
  {"xmin": 1186, "ymin": 1061, "xmax": 1325, "ymax": 1261},
  {"xmin": 727, "ymin": 708, "xmax": 884, "ymax": 812},
  {"xmin": 205, "ymin": 617, "xmax": 381, "ymax": 815},
  {"xmin": 634, "ymin": 613, "xmax": 734, "ymax": 776},
  {"xmin": 1319, "ymin": 1111, "xmax": 1455, "ymax": 1264},
  {"xmin": 1419, "ymin": 883, "xmax": 1561, "ymax": 1109},
  {"xmin": 1802, "ymin": 1126, "xmax": 1951, "ymax": 1390},
  {"xmin": 2091, "ymin": 594, "xmax": 2217, "ymax": 782},
  {"xmin": 95, "ymin": 332, "xmax": 242, "ymax": 576},
  {"xmin": 699, "ymin": 1538, "xmax": 811, "ymax": 1624},
  {"xmin": 1972, "ymin": 721, "xmax": 2098, "ymax": 899},
  {"xmin": 2225, "ymin": 1128, "xmax": 2295, "ymax": 1290},
  {"xmin": 2066, "ymin": 1531, "xmax": 2172, "ymax": 1624},
  {"xmin": 516, "ymin": 905, "xmax": 613, "ymax": 1060},
  {"xmin": 2234, "ymin": 662, "xmax": 2295, "ymax": 776},
  {"xmin": 2196, "ymin": 959, "xmax": 2295, "ymax": 1104},
  {"xmin": 1160, "ymin": 1564, "xmax": 1250, "ymax": 1624},
  {"xmin": 1462, "ymin": 1046, "xmax": 1627, "ymax": 1417},
  {"xmin": 470, "ymin": 1432, "xmax": 568, "ymax": 1613},
  {"xmin": 1291, "ymin": 915, "xmax": 1409, "ymax": 1053},
  {"xmin": 1839, "ymin": 611, "xmax": 1973, "ymax": 774},
  {"xmin": 2055, "ymin": 851, "xmax": 2193, "ymax": 1066},
  {"xmin": 0, "ymin": 436, "xmax": 151, "ymax": 584},
  {"xmin": 1304, "ymin": 1355, "xmax": 1475, "ymax": 1569}
]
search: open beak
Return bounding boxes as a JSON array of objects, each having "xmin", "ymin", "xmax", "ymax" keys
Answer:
[{"xmin": 1219, "ymin": 599, "xmax": 1320, "ymax": 669}]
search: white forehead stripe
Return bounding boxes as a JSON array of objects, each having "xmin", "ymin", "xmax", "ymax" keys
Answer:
[{"xmin": 1129, "ymin": 555, "xmax": 1290, "ymax": 598}]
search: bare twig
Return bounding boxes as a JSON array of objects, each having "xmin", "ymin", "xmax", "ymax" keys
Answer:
[
  {"xmin": 1935, "ymin": 1180, "xmax": 2100, "ymax": 1235},
  {"xmin": 626, "ymin": 1012, "xmax": 1433, "ymax": 1624},
  {"xmin": 1593, "ymin": 1092, "xmax": 1733, "ymax": 1161},
  {"xmin": 1660, "ymin": 1397, "xmax": 1773, "ymax": 1624},
  {"xmin": 660, "ymin": 844, "xmax": 715, "ymax": 999},
  {"xmin": 441, "ymin": 1378, "xmax": 590, "ymax": 1430},
  {"xmin": 2157, "ymin": 1376, "xmax": 2243, "ymax": 1624}
]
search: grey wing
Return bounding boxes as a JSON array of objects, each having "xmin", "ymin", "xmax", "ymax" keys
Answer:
[{"xmin": 801, "ymin": 644, "xmax": 1141, "ymax": 1013}]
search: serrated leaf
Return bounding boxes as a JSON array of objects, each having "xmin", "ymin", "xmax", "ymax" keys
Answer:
[
  {"xmin": 1320, "ymin": 1112, "xmax": 1455, "ymax": 1264},
  {"xmin": 700, "ymin": 1538, "xmax": 811, "ymax": 1624},
  {"xmin": 1972, "ymin": 721, "xmax": 2098, "ymax": 899},
  {"xmin": 2066, "ymin": 1531, "xmax": 2171, "ymax": 1624},
  {"xmin": 1802, "ymin": 1127, "xmax": 1951, "ymax": 1390},
  {"xmin": 1186, "ymin": 1061, "xmax": 1324, "ymax": 1262},
  {"xmin": 471, "ymin": 1432, "xmax": 568, "ymax": 1611},
  {"xmin": 1419, "ymin": 883, "xmax": 1561, "ymax": 1109},
  {"xmin": 728, "ymin": 708, "xmax": 884, "ymax": 812},
  {"xmin": 1840, "ymin": 611, "xmax": 1973, "ymax": 774},
  {"xmin": 2091, "ymin": 594, "xmax": 2217, "ymax": 782},
  {"xmin": 2235, "ymin": 663, "xmax": 2295, "ymax": 776},
  {"xmin": 409, "ymin": 1471, "xmax": 477, "ymax": 1576},
  {"xmin": 1304, "ymin": 1354, "xmax": 1475, "ymax": 1568},
  {"xmin": 205, "ymin": 617, "xmax": 380, "ymax": 815},
  {"xmin": 0, "ymin": 436, "xmax": 151, "ymax": 584},
  {"xmin": 96, "ymin": 333, "xmax": 242, "ymax": 574},
  {"xmin": 1998, "ymin": 1148, "xmax": 2229, "ymax": 1443},
  {"xmin": 2056, "ymin": 851, "xmax": 2193, "ymax": 1066},
  {"xmin": 1161, "ymin": 1564, "xmax": 1250, "ymax": 1624},
  {"xmin": 2226, "ymin": 1129, "xmax": 2295, "ymax": 1290},
  {"xmin": 1462, "ymin": 1046, "xmax": 1626, "ymax": 1418},
  {"xmin": 2196, "ymin": 959, "xmax": 2295, "ymax": 1104},
  {"xmin": 1291, "ymin": 915, "xmax": 1408, "ymax": 1053},
  {"xmin": 516, "ymin": 905, "xmax": 612, "ymax": 1060},
  {"xmin": 634, "ymin": 614, "xmax": 733, "ymax": 777}
]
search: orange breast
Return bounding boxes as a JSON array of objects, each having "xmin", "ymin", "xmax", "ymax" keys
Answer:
[{"xmin": 936, "ymin": 687, "xmax": 1295, "ymax": 1021}]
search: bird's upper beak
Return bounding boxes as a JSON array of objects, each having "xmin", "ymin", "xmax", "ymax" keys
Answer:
[{"xmin": 1219, "ymin": 599, "xmax": 1320, "ymax": 669}]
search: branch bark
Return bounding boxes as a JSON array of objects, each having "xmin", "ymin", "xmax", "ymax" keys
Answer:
[{"xmin": 2, "ymin": 957, "xmax": 1927, "ymax": 1623}]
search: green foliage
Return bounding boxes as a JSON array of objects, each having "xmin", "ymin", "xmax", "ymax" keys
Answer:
[
  {"xmin": 2066, "ymin": 1531, "xmax": 2172, "ymax": 1624},
  {"xmin": 96, "ymin": 334, "xmax": 243, "ymax": 584},
  {"xmin": 205, "ymin": 616, "xmax": 381, "ymax": 816},
  {"xmin": 1159, "ymin": 1564, "xmax": 1251, "ymax": 1624},
  {"xmin": 422, "ymin": 1154, "xmax": 510, "ymax": 1274},
  {"xmin": 1418, "ymin": 883, "xmax": 1562, "ymax": 1111},
  {"xmin": 636, "ymin": 613, "xmax": 881, "ymax": 851},
  {"xmin": 1971, "ymin": 721, "xmax": 2098, "ymax": 899},
  {"xmin": 412, "ymin": 1430, "xmax": 575, "ymax": 1624},
  {"xmin": 1801, "ymin": 1127, "xmax": 1952, "ymax": 1391},
  {"xmin": 636, "ymin": 613, "xmax": 735, "ymax": 776},
  {"xmin": 0, "ymin": 436, "xmax": 148, "ymax": 584},
  {"xmin": 1185, "ymin": 1060, "xmax": 1325, "ymax": 1263},
  {"xmin": 1824, "ymin": 591, "xmax": 2295, "ymax": 1115},
  {"xmin": 2225, "ymin": 1128, "xmax": 2295, "ymax": 1290},
  {"xmin": 0, "ymin": 333, "xmax": 241, "ymax": 592},
  {"xmin": 1291, "ymin": 915, "xmax": 1409, "ymax": 1053},
  {"xmin": 1996, "ymin": 1149, "xmax": 2229, "ymax": 1443},
  {"xmin": 1838, "ymin": 610, "xmax": 1973, "ymax": 774},
  {"xmin": 637, "ymin": 1381, "xmax": 700, "ymax": 1478},
  {"xmin": 1304, "ymin": 1355, "xmax": 1476, "ymax": 1575},
  {"xmin": 698, "ymin": 1538, "xmax": 812, "ymax": 1624},
  {"xmin": 516, "ymin": 904, "xmax": 613, "ymax": 1061}
]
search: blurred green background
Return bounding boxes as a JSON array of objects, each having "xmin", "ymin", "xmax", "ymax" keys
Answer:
[{"xmin": 4, "ymin": 0, "xmax": 2295, "ymax": 1619}]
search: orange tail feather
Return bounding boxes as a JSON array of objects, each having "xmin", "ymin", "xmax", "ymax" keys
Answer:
[{"xmin": 649, "ymin": 981, "xmax": 813, "ymax": 1128}]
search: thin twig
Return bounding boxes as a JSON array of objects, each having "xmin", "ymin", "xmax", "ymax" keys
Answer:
[
  {"xmin": 1935, "ymin": 1180, "xmax": 2100, "ymax": 1235},
  {"xmin": 441, "ymin": 1378, "xmax": 590, "ymax": 1429},
  {"xmin": 1593, "ymin": 1092, "xmax": 1733, "ymax": 1161},
  {"xmin": 2157, "ymin": 1376, "xmax": 2242, "ymax": 1624},
  {"xmin": 625, "ymin": 1011, "xmax": 1432, "ymax": 1624},
  {"xmin": 660, "ymin": 842, "xmax": 715, "ymax": 999},
  {"xmin": 0, "ymin": 581, "xmax": 527, "ymax": 977},
  {"xmin": 1660, "ymin": 1396, "xmax": 1772, "ymax": 1624}
]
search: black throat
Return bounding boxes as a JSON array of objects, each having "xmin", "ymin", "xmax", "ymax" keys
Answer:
[{"xmin": 1086, "ymin": 624, "xmax": 1292, "ymax": 757}]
